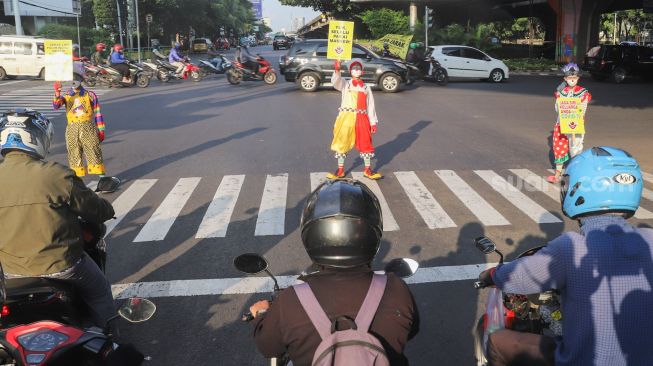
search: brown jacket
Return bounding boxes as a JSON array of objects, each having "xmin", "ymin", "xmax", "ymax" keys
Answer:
[
  {"xmin": 253, "ymin": 266, "xmax": 420, "ymax": 366},
  {"xmin": 0, "ymin": 152, "xmax": 114, "ymax": 275}
]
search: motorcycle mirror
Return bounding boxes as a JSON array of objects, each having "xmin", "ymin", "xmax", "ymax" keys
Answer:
[
  {"xmin": 118, "ymin": 298, "xmax": 156, "ymax": 323},
  {"xmin": 475, "ymin": 236, "xmax": 497, "ymax": 254},
  {"xmin": 384, "ymin": 258, "xmax": 419, "ymax": 278},
  {"xmin": 233, "ymin": 253, "xmax": 269, "ymax": 275}
]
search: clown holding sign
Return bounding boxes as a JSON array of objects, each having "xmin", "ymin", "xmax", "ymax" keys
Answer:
[{"xmin": 547, "ymin": 63, "xmax": 591, "ymax": 183}]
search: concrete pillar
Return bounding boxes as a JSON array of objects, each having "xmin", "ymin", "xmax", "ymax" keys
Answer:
[
  {"xmin": 553, "ymin": 0, "xmax": 602, "ymax": 63},
  {"xmin": 409, "ymin": 2, "xmax": 417, "ymax": 32}
]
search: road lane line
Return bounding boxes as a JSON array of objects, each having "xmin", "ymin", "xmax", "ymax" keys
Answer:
[
  {"xmin": 394, "ymin": 171, "xmax": 456, "ymax": 229},
  {"xmin": 87, "ymin": 180, "xmax": 98, "ymax": 191},
  {"xmin": 134, "ymin": 177, "xmax": 201, "ymax": 242},
  {"xmin": 475, "ymin": 170, "xmax": 562, "ymax": 223},
  {"xmin": 105, "ymin": 179, "xmax": 158, "ymax": 236},
  {"xmin": 255, "ymin": 173, "xmax": 289, "ymax": 236},
  {"xmin": 509, "ymin": 169, "xmax": 561, "ymax": 202},
  {"xmin": 352, "ymin": 172, "xmax": 400, "ymax": 231},
  {"xmin": 0, "ymin": 80, "xmax": 28, "ymax": 86},
  {"xmin": 195, "ymin": 175, "xmax": 245, "ymax": 238},
  {"xmin": 310, "ymin": 172, "xmax": 328, "ymax": 192},
  {"xmin": 643, "ymin": 172, "xmax": 653, "ymax": 184},
  {"xmin": 435, "ymin": 170, "xmax": 510, "ymax": 226},
  {"xmin": 111, "ymin": 262, "xmax": 500, "ymax": 299}
]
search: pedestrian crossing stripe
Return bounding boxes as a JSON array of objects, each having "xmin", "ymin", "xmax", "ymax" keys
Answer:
[
  {"xmin": 101, "ymin": 170, "xmax": 653, "ymax": 242},
  {"xmin": 0, "ymin": 85, "xmax": 111, "ymax": 119}
]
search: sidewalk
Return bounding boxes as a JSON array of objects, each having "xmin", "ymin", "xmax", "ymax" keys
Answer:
[{"xmin": 511, "ymin": 71, "xmax": 563, "ymax": 76}]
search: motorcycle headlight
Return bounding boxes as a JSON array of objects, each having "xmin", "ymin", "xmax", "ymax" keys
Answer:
[
  {"xmin": 393, "ymin": 62, "xmax": 407, "ymax": 70},
  {"xmin": 17, "ymin": 330, "xmax": 69, "ymax": 352}
]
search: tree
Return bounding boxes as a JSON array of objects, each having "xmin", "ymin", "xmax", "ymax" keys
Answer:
[
  {"xmin": 359, "ymin": 8, "xmax": 410, "ymax": 38},
  {"xmin": 93, "ymin": 0, "xmax": 117, "ymax": 29},
  {"xmin": 280, "ymin": 0, "xmax": 359, "ymax": 19}
]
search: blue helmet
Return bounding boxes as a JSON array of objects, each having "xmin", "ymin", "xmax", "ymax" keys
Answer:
[
  {"xmin": 0, "ymin": 109, "xmax": 54, "ymax": 159},
  {"xmin": 561, "ymin": 146, "xmax": 642, "ymax": 219}
]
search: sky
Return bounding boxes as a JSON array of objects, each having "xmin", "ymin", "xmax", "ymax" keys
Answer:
[{"xmin": 262, "ymin": 0, "xmax": 320, "ymax": 33}]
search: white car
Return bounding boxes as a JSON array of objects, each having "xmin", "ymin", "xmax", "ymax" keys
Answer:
[{"xmin": 428, "ymin": 45, "xmax": 509, "ymax": 83}]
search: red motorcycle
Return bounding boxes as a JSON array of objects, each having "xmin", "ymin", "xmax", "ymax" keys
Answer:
[{"xmin": 226, "ymin": 55, "xmax": 277, "ymax": 85}]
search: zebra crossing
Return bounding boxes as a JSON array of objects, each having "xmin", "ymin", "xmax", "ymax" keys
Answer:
[
  {"xmin": 99, "ymin": 168, "xmax": 653, "ymax": 243},
  {"xmin": 0, "ymin": 84, "xmax": 111, "ymax": 119}
]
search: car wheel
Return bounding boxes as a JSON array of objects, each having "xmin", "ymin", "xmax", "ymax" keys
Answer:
[
  {"xmin": 489, "ymin": 69, "xmax": 504, "ymax": 83},
  {"xmin": 379, "ymin": 73, "xmax": 401, "ymax": 93},
  {"xmin": 611, "ymin": 67, "xmax": 626, "ymax": 83},
  {"xmin": 298, "ymin": 72, "xmax": 320, "ymax": 92},
  {"xmin": 590, "ymin": 73, "xmax": 607, "ymax": 81},
  {"xmin": 0, "ymin": 67, "xmax": 7, "ymax": 80}
]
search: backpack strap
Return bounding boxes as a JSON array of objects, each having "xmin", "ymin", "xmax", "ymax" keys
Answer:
[
  {"xmin": 293, "ymin": 283, "xmax": 332, "ymax": 341},
  {"xmin": 354, "ymin": 274, "xmax": 388, "ymax": 332}
]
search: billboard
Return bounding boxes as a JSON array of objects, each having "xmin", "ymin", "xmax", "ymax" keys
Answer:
[
  {"xmin": 4, "ymin": 0, "xmax": 80, "ymax": 17},
  {"xmin": 250, "ymin": 0, "xmax": 263, "ymax": 19}
]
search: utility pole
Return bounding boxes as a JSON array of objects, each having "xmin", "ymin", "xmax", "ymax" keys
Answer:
[
  {"xmin": 117, "ymin": 0, "xmax": 125, "ymax": 45},
  {"xmin": 613, "ymin": 12, "xmax": 617, "ymax": 44},
  {"xmin": 425, "ymin": 6, "xmax": 428, "ymax": 48},
  {"xmin": 135, "ymin": 0, "xmax": 141, "ymax": 62},
  {"xmin": 11, "ymin": 0, "xmax": 24, "ymax": 35}
]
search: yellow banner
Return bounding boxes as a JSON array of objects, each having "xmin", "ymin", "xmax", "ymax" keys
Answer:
[
  {"xmin": 557, "ymin": 97, "xmax": 585, "ymax": 134},
  {"xmin": 371, "ymin": 34, "xmax": 414, "ymax": 60},
  {"xmin": 44, "ymin": 40, "xmax": 73, "ymax": 81},
  {"xmin": 327, "ymin": 21, "xmax": 354, "ymax": 60}
]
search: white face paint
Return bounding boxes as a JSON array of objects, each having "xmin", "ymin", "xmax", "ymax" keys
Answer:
[
  {"xmin": 565, "ymin": 76, "xmax": 579, "ymax": 87},
  {"xmin": 351, "ymin": 65, "xmax": 362, "ymax": 78}
]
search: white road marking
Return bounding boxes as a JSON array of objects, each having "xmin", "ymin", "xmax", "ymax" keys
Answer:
[
  {"xmin": 394, "ymin": 171, "xmax": 456, "ymax": 229},
  {"xmin": 111, "ymin": 262, "xmax": 500, "ymax": 299},
  {"xmin": 475, "ymin": 170, "xmax": 562, "ymax": 223},
  {"xmin": 105, "ymin": 179, "xmax": 158, "ymax": 236},
  {"xmin": 0, "ymin": 80, "xmax": 28, "ymax": 86},
  {"xmin": 87, "ymin": 180, "xmax": 98, "ymax": 191},
  {"xmin": 435, "ymin": 170, "xmax": 510, "ymax": 226},
  {"xmin": 195, "ymin": 175, "xmax": 245, "ymax": 238},
  {"xmin": 255, "ymin": 173, "xmax": 289, "ymax": 236},
  {"xmin": 351, "ymin": 172, "xmax": 400, "ymax": 231},
  {"xmin": 134, "ymin": 177, "xmax": 201, "ymax": 242},
  {"xmin": 310, "ymin": 172, "xmax": 328, "ymax": 192},
  {"xmin": 643, "ymin": 172, "xmax": 653, "ymax": 184},
  {"xmin": 509, "ymin": 169, "xmax": 561, "ymax": 201}
]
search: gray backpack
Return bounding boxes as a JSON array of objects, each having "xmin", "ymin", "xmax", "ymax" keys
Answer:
[{"xmin": 293, "ymin": 274, "xmax": 391, "ymax": 366}]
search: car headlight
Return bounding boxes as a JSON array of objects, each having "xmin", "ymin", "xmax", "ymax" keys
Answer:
[{"xmin": 393, "ymin": 62, "xmax": 407, "ymax": 70}]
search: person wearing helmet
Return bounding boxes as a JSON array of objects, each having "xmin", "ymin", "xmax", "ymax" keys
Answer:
[
  {"xmin": 169, "ymin": 42, "xmax": 186, "ymax": 76},
  {"xmin": 109, "ymin": 44, "xmax": 131, "ymax": 83},
  {"xmin": 52, "ymin": 80, "xmax": 118, "ymax": 191},
  {"xmin": 478, "ymin": 147, "xmax": 653, "ymax": 366},
  {"xmin": 249, "ymin": 180, "xmax": 419, "ymax": 366},
  {"xmin": 547, "ymin": 63, "xmax": 592, "ymax": 183},
  {"xmin": 0, "ymin": 109, "xmax": 117, "ymax": 330},
  {"xmin": 382, "ymin": 42, "xmax": 392, "ymax": 57},
  {"xmin": 328, "ymin": 59, "xmax": 382, "ymax": 180},
  {"xmin": 72, "ymin": 43, "xmax": 83, "ymax": 61},
  {"xmin": 91, "ymin": 42, "xmax": 107, "ymax": 66}
]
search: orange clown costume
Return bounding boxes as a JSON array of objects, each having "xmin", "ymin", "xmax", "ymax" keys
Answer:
[{"xmin": 327, "ymin": 59, "xmax": 382, "ymax": 180}]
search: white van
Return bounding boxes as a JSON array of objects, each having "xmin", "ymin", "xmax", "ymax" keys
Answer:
[{"xmin": 0, "ymin": 35, "xmax": 47, "ymax": 80}]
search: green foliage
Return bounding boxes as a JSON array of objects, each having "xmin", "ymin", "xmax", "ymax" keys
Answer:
[
  {"xmin": 503, "ymin": 58, "xmax": 558, "ymax": 72},
  {"xmin": 359, "ymin": 8, "xmax": 410, "ymax": 39},
  {"xmin": 92, "ymin": 0, "xmax": 117, "ymax": 29},
  {"xmin": 37, "ymin": 24, "xmax": 112, "ymax": 56}
]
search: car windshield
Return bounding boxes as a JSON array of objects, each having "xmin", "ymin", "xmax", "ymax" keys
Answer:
[{"xmin": 358, "ymin": 44, "xmax": 380, "ymax": 58}]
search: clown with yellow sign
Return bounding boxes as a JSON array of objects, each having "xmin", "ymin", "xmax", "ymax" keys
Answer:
[{"xmin": 547, "ymin": 63, "xmax": 592, "ymax": 183}]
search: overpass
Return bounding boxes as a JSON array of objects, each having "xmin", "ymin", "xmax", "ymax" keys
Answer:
[{"xmin": 333, "ymin": 0, "xmax": 649, "ymax": 62}]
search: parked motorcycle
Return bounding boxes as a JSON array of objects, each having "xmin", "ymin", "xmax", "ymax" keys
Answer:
[
  {"xmin": 198, "ymin": 55, "xmax": 232, "ymax": 77},
  {"xmin": 234, "ymin": 253, "xmax": 419, "ymax": 366},
  {"xmin": 421, "ymin": 56, "xmax": 448, "ymax": 86},
  {"xmin": 82, "ymin": 61, "xmax": 151, "ymax": 88},
  {"xmin": 473, "ymin": 236, "xmax": 562, "ymax": 366},
  {"xmin": 226, "ymin": 55, "xmax": 277, "ymax": 85},
  {"xmin": 0, "ymin": 220, "xmax": 157, "ymax": 365}
]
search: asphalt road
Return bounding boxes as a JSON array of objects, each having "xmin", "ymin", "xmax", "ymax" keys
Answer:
[{"xmin": 1, "ymin": 46, "xmax": 652, "ymax": 365}]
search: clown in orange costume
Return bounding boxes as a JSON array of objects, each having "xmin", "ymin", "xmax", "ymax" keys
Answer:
[{"xmin": 327, "ymin": 59, "xmax": 382, "ymax": 180}]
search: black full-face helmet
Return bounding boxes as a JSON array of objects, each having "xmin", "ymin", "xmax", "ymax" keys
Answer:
[{"xmin": 300, "ymin": 179, "xmax": 383, "ymax": 268}]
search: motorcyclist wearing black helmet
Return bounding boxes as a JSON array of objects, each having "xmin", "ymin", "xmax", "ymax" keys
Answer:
[{"xmin": 249, "ymin": 179, "xmax": 419, "ymax": 366}]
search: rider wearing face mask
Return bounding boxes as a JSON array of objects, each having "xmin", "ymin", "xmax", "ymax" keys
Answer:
[
  {"xmin": 0, "ymin": 110, "xmax": 116, "ymax": 331},
  {"xmin": 478, "ymin": 146, "xmax": 653, "ymax": 366},
  {"xmin": 249, "ymin": 180, "xmax": 420, "ymax": 366}
]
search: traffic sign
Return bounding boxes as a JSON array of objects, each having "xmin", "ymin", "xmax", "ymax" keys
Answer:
[{"xmin": 146, "ymin": 14, "xmax": 153, "ymax": 23}]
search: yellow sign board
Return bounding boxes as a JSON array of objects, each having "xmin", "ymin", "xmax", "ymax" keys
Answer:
[
  {"xmin": 371, "ymin": 34, "xmax": 414, "ymax": 60},
  {"xmin": 557, "ymin": 97, "xmax": 585, "ymax": 134},
  {"xmin": 327, "ymin": 21, "xmax": 354, "ymax": 60},
  {"xmin": 44, "ymin": 40, "xmax": 73, "ymax": 81}
]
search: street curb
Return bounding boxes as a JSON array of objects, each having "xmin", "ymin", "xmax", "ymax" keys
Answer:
[{"xmin": 512, "ymin": 71, "xmax": 563, "ymax": 76}]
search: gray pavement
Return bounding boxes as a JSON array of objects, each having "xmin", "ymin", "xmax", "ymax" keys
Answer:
[{"xmin": 1, "ymin": 47, "xmax": 653, "ymax": 365}]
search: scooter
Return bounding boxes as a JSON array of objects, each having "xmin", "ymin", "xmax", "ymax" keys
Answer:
[
  {"xmin": 153, "ymin": 57, "xmax": 201, "ymax": 82},
  {"xmin": 198, "ymin": 54, "xmax": 231, "ymax": 77},
  {"xmin": 421, "ymin": 56, "xmax": 448, "ymax": 86},
  {"xmin": 226, "ymin": 55, "xmax": 277, "ymax": 85},
  {"xmin": 473, "ymin": 236, "xmax": 562, "ymax": 366},
  {"xmin": 234, "ymin": 253, "xmax": 420, "ymax": 366},
  {"xmin": 83, "ymin": 61, "xmax": 151, "ymax": 88}
]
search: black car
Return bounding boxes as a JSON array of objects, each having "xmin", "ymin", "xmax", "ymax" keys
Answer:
[
  {"xmin": 279, "ymin": 39, "xmax": 415, "ymax": 92},
  {"xmin": 583, "ymin": 44, "xmax": 653, "ymax": 83},
  {"xmin": 273, "ymin": 36, "xmax": 290, "ymax": 50}
]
